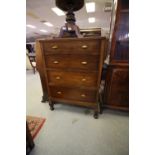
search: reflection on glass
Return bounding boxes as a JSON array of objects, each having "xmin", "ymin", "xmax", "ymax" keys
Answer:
[{"xmin": 114, "ymin": 11, "xmax": 129, "ymax": 61}]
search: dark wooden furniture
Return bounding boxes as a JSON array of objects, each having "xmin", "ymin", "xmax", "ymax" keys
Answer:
[
  {"xmin": 36, "ymin": 37, "xmax": 106, "ymax": 118},
  {"xmin": 26, "ymin": 122, "xmax": 34, "ymax": 155},
  {"xmin": 36, "ymin": 42, "xmax": 49, "ymax": 102},
  {"xmin": 56, "ymin": 0, "xmax": 84, "ymax": 38},
  {"xmin": 56, "ymin": 0, "xmax": 84, "ymax": 12},
  {"xmin": 102, "ymin": 0, "xmax": 129, "ymax": 111},
  {"xmin": 103, "ymin": 63, "xmax": 129, "ymax": 110}
]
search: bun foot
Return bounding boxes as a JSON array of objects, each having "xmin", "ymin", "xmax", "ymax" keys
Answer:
[
  {"xmin": 94, "ymin": 112, "xmax": 98, "ymax": 119},
  {"xmin": 50, "ymin": 106, "xmax": 54, "ymax": 111},
  {"xmin": 41, "ymin": 94, "xmax": 48, "ymax": 103},
  {"xmin": 49, "ymin": 101, "xmax": 55, "ymax": 111}
]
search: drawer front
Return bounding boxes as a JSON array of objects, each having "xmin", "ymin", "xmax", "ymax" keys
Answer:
[
  {"xmin": 47, "ymin": 71, "xmax": 98, "ymax": 88},
  {"xmin": 45, "ymin": 55, "xmax": 99, "ymax": 70},
  {"xmin": 42, "ymin": 40, "xmax": 100, "ymax": 55},
  {"xmin": 50, "ymin": 86, "xmax": 97, "ymax": 103}
]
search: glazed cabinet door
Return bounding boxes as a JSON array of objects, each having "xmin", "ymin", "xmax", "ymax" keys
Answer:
[{"xmin": 110, "ymin": 0, "xmax": 129, "ymax": 63}]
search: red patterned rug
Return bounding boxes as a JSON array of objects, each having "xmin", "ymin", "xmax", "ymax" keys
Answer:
[{"xmin": 26, "ymin": 116, "xmax": 46, "ymax": 139}]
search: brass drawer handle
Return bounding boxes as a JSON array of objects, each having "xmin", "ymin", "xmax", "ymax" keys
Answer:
[
  {"xmin": 81, "ymin": 94, "xmax": 86, "ymax": 97},
  {"xmin": 56, "ymin": 76, "xmax": 61, "ymax": 80},
  {"xmin": 81, "ymin": 45, "xmax": 88, "ymax": 49},
  {"xmin": 81, "ymin": 61, "xmax": 87, "ymax": 65},
  {"xmin": 82, "ymin": 78, "xmax": 86, "ymax": 81},
  {"xmin": 53, "ymin": 61, "xmax": 59, "ymax": 64},
  {"xmin": 52, "ymin": 45, "xmax": 58, "ymax": 49},
  {"xmin": 57, "ymin": 91, "xmax": 62, "ymax": 94}
]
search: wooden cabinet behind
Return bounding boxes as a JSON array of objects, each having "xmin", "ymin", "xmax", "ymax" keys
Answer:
[
  {"xmin": 103, "ymin": 0, "xmax": 129, "ymax": 111},
  {"xmin": 36, "ymin": 37, "xmax": 106, "ymax": 118},
  {"xmin": 103, "ymin": 64, "xmax": 129, "ymax": 110}
]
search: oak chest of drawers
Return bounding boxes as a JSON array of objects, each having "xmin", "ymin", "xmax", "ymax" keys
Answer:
[{"xmin": 36, "ymin": 37, "xmax": 106, "ymax": 118}]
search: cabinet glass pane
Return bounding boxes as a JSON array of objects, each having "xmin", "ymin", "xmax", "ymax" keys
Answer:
[{"xmin": 114, "ymin": 11, "xmax": 129, "ymax": 61}]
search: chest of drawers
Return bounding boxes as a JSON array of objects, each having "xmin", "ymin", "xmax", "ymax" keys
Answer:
[{"xmin": 36, "ymin": 37, "xmax": 106, "ymax": 118}]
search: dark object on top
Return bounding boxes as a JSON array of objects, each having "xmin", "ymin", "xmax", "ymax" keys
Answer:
[
  {"xmin": 56, "ymin": 0, "xmax": 84, "ymax": 38},
  {"xmin": 60, "ymin": 29, "xmax": 77, "ymax": 38},
  {"xmin": 56, "ymin": 0, "xmax": 84, "ymax": 12},
  {"xmin": 66, "ymin": 11, "xmax": 76, "ymax": 22}
]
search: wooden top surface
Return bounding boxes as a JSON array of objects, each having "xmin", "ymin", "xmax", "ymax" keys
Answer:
[{"xmin": 37, "ymin": 37, "xmax": 106, "ymax": 42}]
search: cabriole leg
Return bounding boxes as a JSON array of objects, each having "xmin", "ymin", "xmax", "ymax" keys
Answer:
[
  {"xmin": 49, "ymin": 100, "xmax": 54, "ymax": 110},
  {"xmin": 93, "ymin": 108, "xmax": 99, "ymax": 119},
  {"xmin": 41, "ymin": 93, "xmax": 48, "ymax": 103}
]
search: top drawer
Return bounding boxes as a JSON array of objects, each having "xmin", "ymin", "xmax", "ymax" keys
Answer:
[{"xmin": 42, "ymin": 40, "xmax": 100, "ymax": 55}]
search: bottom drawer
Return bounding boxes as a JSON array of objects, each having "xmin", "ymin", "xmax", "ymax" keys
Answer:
[{"xmin": 50, "ymin": 86, "xmax": 97, "ymax": 103}]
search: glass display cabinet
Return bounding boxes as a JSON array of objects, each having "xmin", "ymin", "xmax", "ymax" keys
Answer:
[{"xmin": 103, "ymin": 0, "xmax": 129, "ymax": 111}]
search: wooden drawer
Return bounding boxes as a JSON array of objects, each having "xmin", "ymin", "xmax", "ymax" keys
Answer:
[
  {"xmin": 42, "ymin": 40, "xmax": 100, "ymax": 55},
  {"xmin": 50, "ymin": 86, "xmax": 97, "ymax": 103},
  {"xmin": 45, "ymin": 54, "xmax": 99, "ymax": 70},
  {"xmin": 47, "ymin": 70, "xmax": 98, "ymax": 88}
]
